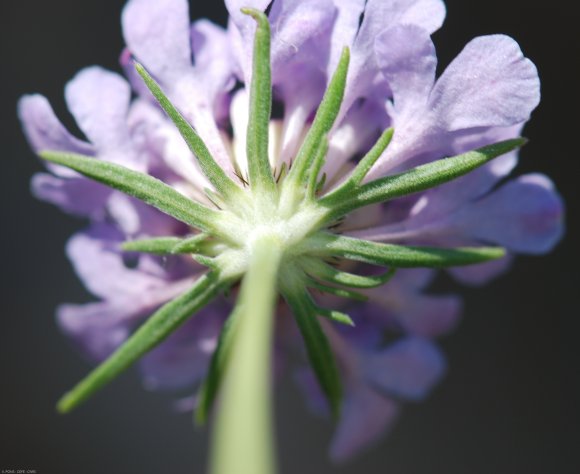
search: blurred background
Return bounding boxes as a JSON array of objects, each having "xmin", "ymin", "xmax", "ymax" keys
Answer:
[{"xmin": 1, "ymin": 1, "xmax": 578, "ymax": 473}]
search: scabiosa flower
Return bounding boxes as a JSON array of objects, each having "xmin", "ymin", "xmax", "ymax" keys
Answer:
[{"xmin": 18, "ymin": 0, "xmax": 564, "ymax": 472}]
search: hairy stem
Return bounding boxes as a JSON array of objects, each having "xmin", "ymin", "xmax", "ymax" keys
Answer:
[{"xmin": 210, "ymin": 235, "xmax": 283, "ymax": 474}]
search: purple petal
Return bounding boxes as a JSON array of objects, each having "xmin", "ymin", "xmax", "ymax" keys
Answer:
[
  {"xmin": 124, "ymin": 1, "xmax": 235, "ymax": 175},
  {"xmin": 122, "ymin": 99, "xmax": 212, "ymax": 194},
  {"xmin": 294, "ymin": 368, "xmax": 331, "ymax": 416},
  {"xmin": 108, "ymin": 193, "xmax": 188, "ymax": 238},
  {"xmin": 269, "ymin": 1, "xmax": 337, "ymax": 159},
  {"xmin": 190, "ymin": 19, "xmax": 236, "ymax": 103},
  {"xmin": 372, "ymin": 291, "xmax": 462, "ymax": 337},
  {"xmin": 362, "ymin": 338, "xmax": 446, "ymax": 400},
  {"xmin": 330, "ymin": 384, "xmax": 399, "ymax": 462},
  {"xmin": 65, "ymin": 224, "xmax": 181, "ymax": 300},
  {"xmin": 120, "ymin": 48, "xmax": 150, "ymax": 97},
  {"xmin": 352, "ymin": 171, "xmax": 563, "ymax": 273},
  {"xmin": 170, "ymin": 79, "xmax": 236, "ymax": 176},
  {"xmin": 453, "ymin": 173, "xmax": 565, "ymax": 254},
  {"xmin": 327, "ymin": 0, "xmax": 366, "ymax": 74},
  {"xmin": 122, "ymin": 0, "xmax": 191, "ymax": 82},
  {"xmin": 357, "ymin": 0, "xmax": 446, "ymax": 52},
  {"xmin": 388, "ymin": 267, "xmax": 435, "ymax": 290},
  {"xmin": 31, "ymin": 172, "xmax": 111, "ymax": 217},
  {"xmin": 375, "ymin": 25, "xmax": 436, "ymax": 115},
  {"xmin": 183, "ymin": 22, "xmax": 238, "ymax": 173},
  {"xmin": 269, "ymin": 0, "xmax": 336, "ymax": 81},
  {"xmin": 360, "ymin": 269, "xmax": 461, "ymax": 337},
  {"xmin": 18, "ymin": 94, "xmax": 94, "ymax": 157},
  {"xmin": 58, "ymin": 301, "xmax": 136, "ymax": 360},
  {"xmin": 352, "ymin": 125, "xmax": 525, "ymax": 243},
  {"xmin": 279, "ymin": 73, "xmax": 326, "ymax": 162},
  {"xmin": 336, "ymin": 314, "xmax": 384, "ymax": 350},
  {"xmin": 448, "ymin": 255, "xmax": 514, "ymax": 286},
  {"xmin": 57, "ymin": 278, "xmax": 193, "ymax": 361},
  {"xmin": 140, "ymin": 305, "xmax": 226, "ymax": 390},
  {"xmin": 367, "ymin": 34, "xmax": 538, "ymax": 179},
  {"xmin": 342, "ymin": 0, "xmax": 445, "ymax": 114},
  {"xmin": 64, "ymin": 67, "xmax": 132, "ymax": 156},
  {"xmin": 424, "ymin": 141, "xmax": 520, "ymax": 215},
  {"xmin": 429, "ymin": 35, "xmax": 540, "ymax": 131},
  {"xmin": 324, "ymin": 99, "xmax": 389, "ymax": 183}
]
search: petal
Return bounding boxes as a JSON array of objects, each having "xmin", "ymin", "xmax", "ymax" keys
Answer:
[
  {"xmin": 64, "ymin": 67, "xmax": 133, "ymax": 156},
  {"xmin": 397, "ymin": 294, "xmax": 461, "ymax": 337},
  {"xmin": 57, "ymin": 301, "xmax": 135, "ymax": 360},
  {"xmin": 448, "ymin": 255, "xmax": 514, "ymax": 286},
  {"xmin": 367, "ymin": 35, "xmax": 538, "ymax": 179},
  {"xmin": 371, "ymin": 292, "xmax": 462, "ymax": 337},
  {"xmin": 279, "ymin": 84, "xmax": 321, "ymax": 163},
  {"xmin": 120, "ymin": 47, "xmax": 150, "ymax": 97},
  {"xmin": 357, "ymin": 0, "xmax": 446, "ymax": 51},
  {"xmin": 352, "ymin": 171, "xmax": 563, "ymax": 267},
  {"xmin": 230, "ymin": 89, "xmax": 250, "ymax": 177},
  {"xmin": 269, "ymin": 1, "xmax": 337, "ymax": 157},
  {"xmin": 108, "ymin": 193, "xmax": 189, "ymax": 238},
  {"xmin": 337, "ymin": 314, "xmax": 384, "ymax": 350},
  {"xmin": 124, "ymin": 99, "xmax": 212, "ymax": 193},
  {"xmin": 354, "ymin": 125, "xmax": 524, "ymax": 242},
  {"xmin": 294, "ymin": 368, "xmax": 331, "ymax": 416},
  {"xmin": 107, "ymin": 194, "xmax": 147, "ymax": 237},
  {"xmin": 269, "ymin": 0, "xmax": 336, "ymax": 81},
  {"xmin": 330, "ymin": 384, "xmax": 399, "ymax": 462},
  {"xmin": 341, "ymin": 0, "xmax": 445, "ymax": 125},
  {"xmin": 65, "ymin": 224, "xmax": 176, "ymax": 300},
  {"xmin": 324, "ymin": 99, "xmax": 388, "ymax": 183},
  {"xmin": 429, "ymin": 35, "xmax": 540, "ymax": 131},
  {"xmin": 428, "ymin": 124, "xmax": 523, "ymax": 211},
  {"xmin": 57, "ymin": 278, "xmax": 193, "ymax": 361},
  {"xmin": 408, "ymin": 143, "xmax": 520, "ymax": 222},
  {"xmin": 169, "ymin": 78, "xmax": 235, "ymax": 176},
  {"xmin": 389, "ymin": 267, "xmax": 435, "ymax": 290},
  {"xmin": 361, "ymin": 269, "xmax": 460, "ymax": 337},
  {"xmin": 453, "ymin": 174, "xmax": 565, "ymax": 254},
  {"xmin": 124, "ymin": 13, "xmax": 236, "ymax": 175},
  {"xmin": 140, "ymin": 305, "xmax": 225, "ymax": 390},
  {"xmin": 18, "ymin": 94, "xmax": 93, "ymax": 156},
  {"xmin": 31, "ymin": 172, "xmax": 110, "ymax": 217},
  {"xmin": 362, "ymin": 338, "xmax": 446, "ymax": 400},
  {"xmin": 375, "ymin": 25, "xmax": 437, "ymax": 115},
  {"xmin": 122, "ymin": 0, "xmax": 191, "ymax": 82},
  {"xmin": 190, "ymin": 19, "xmax": 236, "ymax": 101},
  {"xmin": 327, "ymin": 0, "xmax": 367, "ymax": 74}
]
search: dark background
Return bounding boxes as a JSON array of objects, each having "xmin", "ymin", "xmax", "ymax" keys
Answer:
[{"xmin": 1, "ymin": 1, "xmax": 578, "ymax": 473}]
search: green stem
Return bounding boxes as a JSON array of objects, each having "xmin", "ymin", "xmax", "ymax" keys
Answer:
[{"xmin": 210, "ymin": 235, "xmax": 283, "ymax": 474}]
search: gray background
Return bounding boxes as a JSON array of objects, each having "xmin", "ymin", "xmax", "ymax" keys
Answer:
[{"xmin": 1, "ymin": 1, "xmax": 578, "ymax": 473}]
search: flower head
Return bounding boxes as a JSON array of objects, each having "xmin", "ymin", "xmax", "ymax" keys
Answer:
[{"xmin": 19, "ymin": 0, "xmax": 564, "ymax": 469}]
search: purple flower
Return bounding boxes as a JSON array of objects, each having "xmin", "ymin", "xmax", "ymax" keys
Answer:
[{"xmin": 19, "ymin": 0, "xmax": 564, "ymax": 464}]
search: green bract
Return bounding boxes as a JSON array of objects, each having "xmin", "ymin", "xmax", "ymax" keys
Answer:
[{"xmin": 37, "ymin": 9, "xmax": 526, "ymax": 474}]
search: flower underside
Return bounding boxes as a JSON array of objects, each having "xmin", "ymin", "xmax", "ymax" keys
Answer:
[{"xmin": 40, "ymin": 7, "xmax": 523, "ymax": 443}]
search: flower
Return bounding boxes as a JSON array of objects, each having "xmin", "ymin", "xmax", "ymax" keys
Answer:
[{"xmin": 19, "ymin": 0, "xmax": 563, "ymax": 466}]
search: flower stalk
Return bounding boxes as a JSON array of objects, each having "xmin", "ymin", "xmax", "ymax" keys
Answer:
[{"xmin": 210, "ymin": 234, "xmax": 283, "ymax": 474}]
